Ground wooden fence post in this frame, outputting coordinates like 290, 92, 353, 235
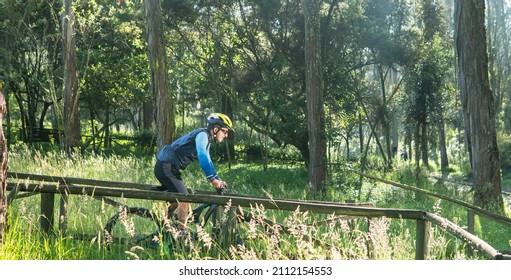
40, 193, 55, 235
212, 204, 239, 249
219, 206, 238, 249
415, 219, 431, 260
212, 205, 224, 243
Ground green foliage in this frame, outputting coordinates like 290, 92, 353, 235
75, 0, 150, 134
498, 133, 511, 171
362, 0, 417, 67
1, 207, 103, 259
400, 0, 453, 167
133, 130, 157, 148
162, 0, 197, 22
0, 0, 62, 142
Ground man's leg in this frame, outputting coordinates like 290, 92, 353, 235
155, 161, 191, 234
161, 164, 190, 232
176, 202, 191, 231
167, 202, 178, 219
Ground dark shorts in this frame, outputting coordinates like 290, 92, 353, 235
153, 160, 189, 194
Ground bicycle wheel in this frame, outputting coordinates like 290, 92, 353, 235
103, 207, 166, 249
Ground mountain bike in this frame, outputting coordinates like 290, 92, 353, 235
102, 187, 226, 250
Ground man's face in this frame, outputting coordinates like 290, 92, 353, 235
215, 127, 229, 142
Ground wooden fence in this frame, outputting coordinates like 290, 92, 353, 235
350, 170, 511, 228
6, 172, 511, 260
350, 170, 511, 257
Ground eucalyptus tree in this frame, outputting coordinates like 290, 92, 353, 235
74, 0, 150, 151
454, 0, 504, 213
156, 0, 413, 175
204, 0, 368, 167
357, 0, 416, 170
486, 0, 511, 133
0, 3, 13, 144
305, 0, 326, 195
62, 0, 81, 151
161, 0, 240, 161
402, 0, 451, 168
223, 0, 318, 165
146, 0, 175, 149
0, 0, 62, 143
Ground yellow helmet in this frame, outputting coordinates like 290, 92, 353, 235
207, 113, 235, 131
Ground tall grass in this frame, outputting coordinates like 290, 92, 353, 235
0, 144, 492, 260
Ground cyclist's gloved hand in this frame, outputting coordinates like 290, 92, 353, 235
210, 178, 227, 194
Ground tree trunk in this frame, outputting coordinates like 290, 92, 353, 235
145, 0, 174, 149
378, 67, 393, 170
142, 99, 154, 131
414, 125, 420, 169
358, 112, 364, 158
487, 0, 511, 133
305, 0, 326, 197
4, 86, 11, 147
421, 122, 428, 166
0, 90, 8, 242
455, 0, 504, 213
103, 105, 111, 149
62, 0, 81, 152
221, 94, 235, 166
391, 113, 399, 159
438, 115, 449, 171
486, 0, 508, 114
89, 107, 97, 152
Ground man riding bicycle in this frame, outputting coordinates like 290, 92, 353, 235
153, 113, 234, 236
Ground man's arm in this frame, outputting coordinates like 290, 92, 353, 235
196, 131, 226, 193
195, 131, 218, 181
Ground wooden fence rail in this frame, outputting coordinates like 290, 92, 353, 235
350, 169, 511, 259
8, 172, 157, 191
6, 182, 426, 219
350, 169, 511, 228
6, 172, 511, 260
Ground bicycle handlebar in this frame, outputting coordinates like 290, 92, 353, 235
216, 182, 228, 195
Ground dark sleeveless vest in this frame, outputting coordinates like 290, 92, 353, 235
157, 128, 212, 170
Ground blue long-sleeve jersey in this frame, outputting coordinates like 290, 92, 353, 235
157, 128, 219, 181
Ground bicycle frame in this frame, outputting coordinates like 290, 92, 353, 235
103, 201, 220, 249
191, 203, 218, 228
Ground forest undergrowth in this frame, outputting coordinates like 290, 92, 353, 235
1, 144, 509, 260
